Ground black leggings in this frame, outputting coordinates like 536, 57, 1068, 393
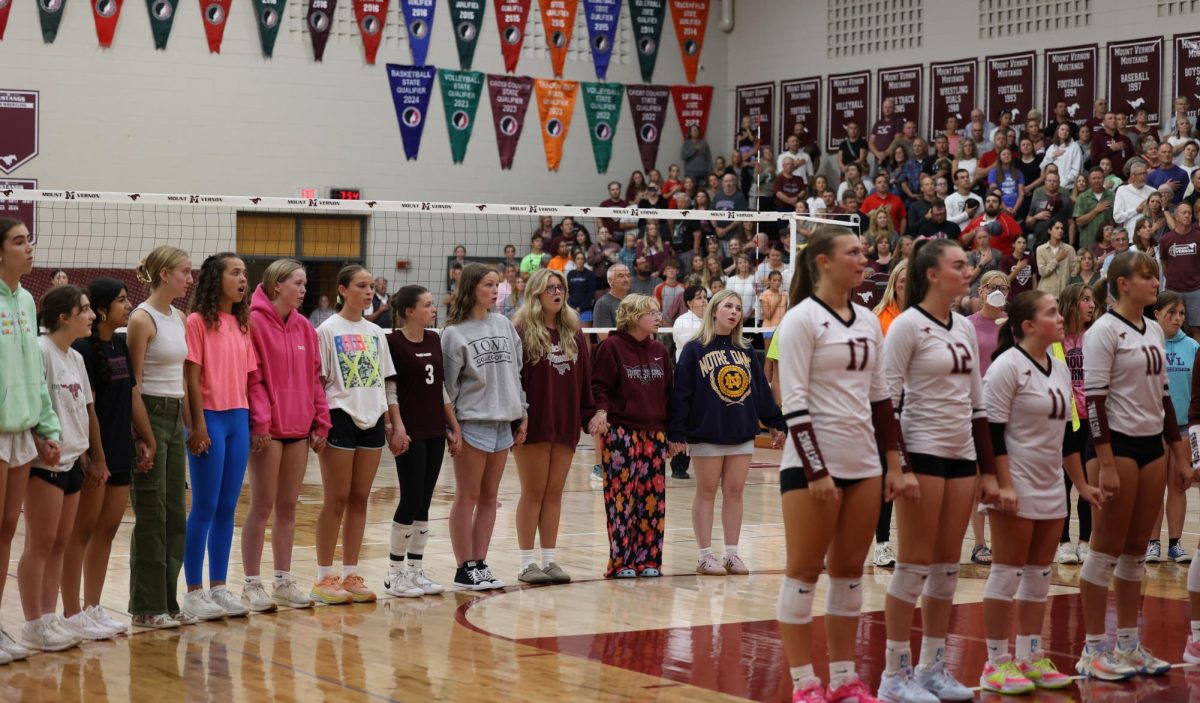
1060, 467, 1093, 543
393, 437, 446, 524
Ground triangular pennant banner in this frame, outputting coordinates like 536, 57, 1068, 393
92, 0, 125, 47
439, 69, 484, 163
400, 0, 436, 65
670, 84, 711, 138
628, 0, 664, 83
306, 0, 335, 60
533, 78, 578, 171
583, 0, 620, 80
627, 83, 670, 172
581, 82, 624, 173
538, 0, 578, 79
252, 0, 285, 56
0, 0, 13, 40
145, 0, 179, 49
668, 0, 708, 84
487, 74, 533, 169
38, 0, 68, 43
494, 0, 531, 73
448, 0, 484, 69
354, 0, 389, 64
387, 64, 437, 160
200, 0, 232, 53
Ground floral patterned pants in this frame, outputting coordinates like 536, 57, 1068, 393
602, 425, 667, 577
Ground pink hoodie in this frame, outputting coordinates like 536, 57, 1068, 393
248, 284, 332, 439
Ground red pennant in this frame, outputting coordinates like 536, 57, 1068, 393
494, 0, 531, 73
0, 0, 13, 40
353, 0, 389, 64
200, 0, 232, 53
92, 0, 125, 47
670, 84, 712, 138
538, 0, 578, 79
668, 0, 709, 84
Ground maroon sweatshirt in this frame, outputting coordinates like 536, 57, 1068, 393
519, 328, 595, 447
591, 330, 672, 431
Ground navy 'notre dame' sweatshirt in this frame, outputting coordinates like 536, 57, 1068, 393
668, 334, 785, 444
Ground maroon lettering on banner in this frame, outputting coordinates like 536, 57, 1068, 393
1109, 37, 1162, 125
877, 65, 922, 130
1174, 33, 1200, 124
929, 59, 976, 140
826, 70, 869, 152
0, 90, 38, 175
985, 51, 1035, 125
735, 82, 775, 150
1044, 44, 1098, 128
779, 77, 820, 148
0, 179, 38, 245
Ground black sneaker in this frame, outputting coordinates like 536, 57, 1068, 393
453, 563, 491, 591
671, 470, 690, 479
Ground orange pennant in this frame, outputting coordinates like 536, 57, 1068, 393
668, 0, 709, 84
533, 78, 578, 171
538, 0, 578, 78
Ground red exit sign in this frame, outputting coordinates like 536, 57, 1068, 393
330, 187, 362, 200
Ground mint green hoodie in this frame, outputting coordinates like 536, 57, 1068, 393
0, 279, 60, 440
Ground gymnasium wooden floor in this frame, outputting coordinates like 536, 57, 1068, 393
3, 440, 1199, 702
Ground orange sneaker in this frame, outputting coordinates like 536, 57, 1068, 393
310, 575, 351, 605
340, 574, 377, 603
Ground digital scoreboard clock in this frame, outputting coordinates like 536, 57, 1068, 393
330, 188, 362, 200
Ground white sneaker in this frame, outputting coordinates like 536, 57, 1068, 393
64, 610, 118, 640
240, 581, 278, 613
878, 667, 940, 703
182, 590, 227, 621
383, 568, 425, 598
22, 618, 76, 652
0, 628, 31, 660
0, 646, 10, 665
409, 565, 445, 595
132, 613, 181, 630
874, 541, 897, 568
1077, 542, 1091, 563
272, 579, 314, 609
87, 605, 129, 635
915, 660, 974, 701
49, 616, 83, 645
209, 587, 250, 617
1056, 541, 1080, 565
171, 611, 200, 626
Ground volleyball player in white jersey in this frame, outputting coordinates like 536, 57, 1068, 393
878, 238, 1006, 703
978, 290, 1105, 695
775, 225, 914, 703
1077, 250, 1189, 679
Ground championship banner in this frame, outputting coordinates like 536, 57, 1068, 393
539, 0, 579, 79
1044, 45, 1097, 127
401, 0, 436, 65
0, 0, 12, 40
533, 78, 578, 171
825, 71, 867, 151
200, 0, 232, 53
779, 77, 819, 148
1109, 37, 1162, 125
353, 0, 389, 64
628, 0, 665, 84
146, 0, 179, 49
929, 59, 975, 139
0, 91, 38, 175
985, 51, 1035, 125
439, 69, 484, 163
487, 74, 533, 169
449, 0, 484, 69
307, 0, 335, 60
0, 179, 37, 245
736, 82, 774, 149
1175, 33, 1200, 125
252, 0, 285, 57
581, 82, 624, 172
386, 64, 437, 160
583, 0, 620, 80
38, 0, 67, 43
670, 84, 710, 138
667, 0, 708, 84
878, 64, 921, 126
494, 0, 532, 73
92, 0, 125, 47
627, 84, 670, 172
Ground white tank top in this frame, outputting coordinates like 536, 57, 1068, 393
136, 302, 187, 398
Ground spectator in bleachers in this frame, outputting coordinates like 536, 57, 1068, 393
777, 134, 813, 182
1098, 226, 1131, 275
655, 261, 685, 324
662, 164, 683, 200
521, 234, 549, 275
945, 168, 982, 225
637, 223, 672, 275
1002, 233, 1036, 298
1150, 142, 1190, 206
1042, 123, 1084, 186
861, 173, 906, 233
953, 138, 981, 191
1036, 220, 1076, 297
592, 264, 630, 333
1070, 248, 1101, 288
1091, 112, 1135, 177
367, 277, 392, 328
897, 139, 926, 201
1143, 193, 1169, 242
625, 171, 647, 203
774, 157, 805, 214
567, 251, 596, 324
1047, 100, 1080, 141
968, 122, 993, 156
1091, 223, 1116, 263
1167, 95, 1197, 134
497, 244, 520, 276
866, 207, 898, 250
905, 175, 937, 235
1187, 170, 1200, 209
547, 240, 571, 273
1023, 116, 1047, 155
891, 120, 918, 162
962, 192, 1021, 256
837, 121, 870, 175
917, 199, 962, 241
309, 294, 334, 328
976, 129, 1008, 174
534, 214, 555, 240
1025, 172, 1072, 250
588, 225, 620, 291
617, 233, 639, 271
967, 225, 1003, 296
1085, 98, 1108, 138
963, 106, 996, 142
712, 174, 748, 243
1127, 107, 1159, 144
986, 147, 1024, 215
926, 134, 951, 176
630, 256, 662, 298
50, 269, 69, 288
1114, 163, 1157, 238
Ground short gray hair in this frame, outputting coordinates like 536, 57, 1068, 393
607, 263, 629, 284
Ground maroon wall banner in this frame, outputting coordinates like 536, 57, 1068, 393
670, 84, 712, 138
877, 65, 922, 128
1109, 37, 1163, 125
985, 51, 1035, 125
307, 0, 336, 61
0, 179, 38, 245
487, 74, 533, 169
929, 59, 975, 139
1175, 33, 1200, 124
779, 77, 819, 148
735, 82, 775, 150
0, 91, 38, 175
1044, 44, 1098, 127
826, 70, 868, 151
626, 84, 670, 172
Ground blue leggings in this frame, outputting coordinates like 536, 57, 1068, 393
184, 408, 250, 586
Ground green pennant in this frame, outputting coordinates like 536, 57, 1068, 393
628, 0, 664, 83
38, 0, 67, 43
581, 82, 624, 173
253, 0, 286, 57
449, 0, 484, 70
145, 0, 179, 50
438, 69, 485, 164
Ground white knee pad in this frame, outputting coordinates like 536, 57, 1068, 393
1114, 553, 1146, 582
1015, 564, 1053, 603
982, 563, 1021, 602
777, 577, 817, 625
887, 563, 929, 604
923, 563, 959, 600
826, 577, 864, 618
1080, 550, 1118, 587
1189, 556, 1200, 594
